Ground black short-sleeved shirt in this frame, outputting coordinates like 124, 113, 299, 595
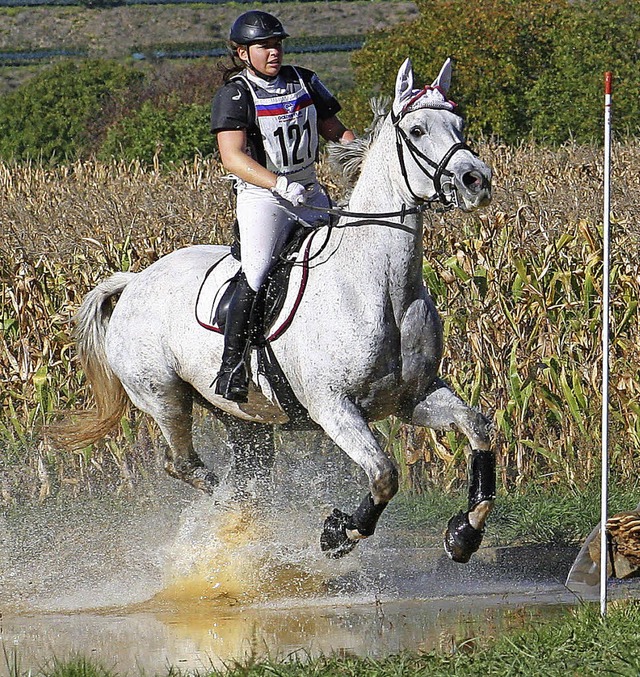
210, 65, 341, 167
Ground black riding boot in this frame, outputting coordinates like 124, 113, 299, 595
214, 274, 257, 403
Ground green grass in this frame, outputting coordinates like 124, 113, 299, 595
42, 656, 115, 677
384, 481, 640, 548
3, 652, 115, 677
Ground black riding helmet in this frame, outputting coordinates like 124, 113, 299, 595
229, 11, 289, 45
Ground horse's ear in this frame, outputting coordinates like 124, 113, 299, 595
432, 58, 452, 95
393, 58, 415, 117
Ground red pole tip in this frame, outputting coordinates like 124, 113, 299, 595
605, 72, 613, 95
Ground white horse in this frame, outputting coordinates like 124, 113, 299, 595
51, 59, 494, 563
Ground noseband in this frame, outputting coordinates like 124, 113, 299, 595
391, 108, 477, 209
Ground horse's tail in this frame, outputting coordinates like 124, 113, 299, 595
47, 272, 136, 450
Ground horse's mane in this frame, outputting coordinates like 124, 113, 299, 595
326, 96, 391, 189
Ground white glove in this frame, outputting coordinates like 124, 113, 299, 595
272, 176, 306, 206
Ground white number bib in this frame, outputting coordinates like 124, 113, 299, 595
238, 69, 319, 182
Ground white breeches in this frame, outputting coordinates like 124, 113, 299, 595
236, 181, 331, 291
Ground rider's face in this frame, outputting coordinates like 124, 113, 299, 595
239, 38, 283, 78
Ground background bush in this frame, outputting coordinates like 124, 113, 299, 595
95, 61, 222, 164
0, 0, 638, 163
348, 0, 561, 141
348, 0, 640, 144
526, 0, 640, 142
99, 99, 215, 164
0, 60, 141, 162
0, 59, 222, 164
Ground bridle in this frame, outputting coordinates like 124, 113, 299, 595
302, 104, 479, 229
391, 103, 477, 210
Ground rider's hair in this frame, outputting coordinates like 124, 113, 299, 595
219, 43, 245, 82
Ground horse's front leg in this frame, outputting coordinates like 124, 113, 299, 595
411, 378, 495, 563
313, 397, 399, 558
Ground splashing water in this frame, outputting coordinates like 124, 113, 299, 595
0, 452, 589, 675
153, 488, 363, 609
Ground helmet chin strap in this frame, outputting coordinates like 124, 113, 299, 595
241, 53, 278, 82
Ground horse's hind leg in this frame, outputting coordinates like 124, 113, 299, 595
410, 377, 495, 563
139, 381, 218, 494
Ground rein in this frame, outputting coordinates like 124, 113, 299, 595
301, 199, 437, 234
302, 108, 476, 230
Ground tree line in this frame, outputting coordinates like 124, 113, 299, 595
0, 0, 637, 165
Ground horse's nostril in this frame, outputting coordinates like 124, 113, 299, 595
462, 171, 483, 191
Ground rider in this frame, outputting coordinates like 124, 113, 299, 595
210, 10, 355, 403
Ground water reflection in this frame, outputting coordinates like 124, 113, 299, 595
1, 596, 569, 674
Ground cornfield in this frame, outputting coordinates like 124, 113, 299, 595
1, 142, 639, 502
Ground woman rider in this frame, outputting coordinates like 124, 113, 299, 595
210, 10, 355, 402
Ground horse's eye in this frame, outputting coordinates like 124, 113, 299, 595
410, 126, 424, 138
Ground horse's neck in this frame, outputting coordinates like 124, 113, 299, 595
339, 123, 425, 301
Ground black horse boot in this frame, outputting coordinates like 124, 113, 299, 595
214, 274, 256, 403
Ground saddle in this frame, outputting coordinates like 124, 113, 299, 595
195, 225, 322, 430
196, 224, 314, 338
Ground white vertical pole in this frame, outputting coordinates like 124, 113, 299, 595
600, 71, 612, 617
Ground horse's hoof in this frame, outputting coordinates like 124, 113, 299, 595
320, 508, 359, 559
444, 510, 484, 563
189, 467, 219, 495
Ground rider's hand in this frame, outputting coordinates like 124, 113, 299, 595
272, 176, 306, 206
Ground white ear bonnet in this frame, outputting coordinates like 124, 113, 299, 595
393, 58, 457, 118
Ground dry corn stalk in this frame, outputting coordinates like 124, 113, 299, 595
1, 142, 640, 493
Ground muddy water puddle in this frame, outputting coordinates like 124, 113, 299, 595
2, 592, 573, 674
0, 471, 607, 675
0, 522, 582, 675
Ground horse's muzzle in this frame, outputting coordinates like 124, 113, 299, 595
457, 168, 492, 210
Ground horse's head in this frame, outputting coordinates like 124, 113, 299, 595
391, 58, 491, 211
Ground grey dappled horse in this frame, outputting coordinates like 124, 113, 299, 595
51, 59, 494, 563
